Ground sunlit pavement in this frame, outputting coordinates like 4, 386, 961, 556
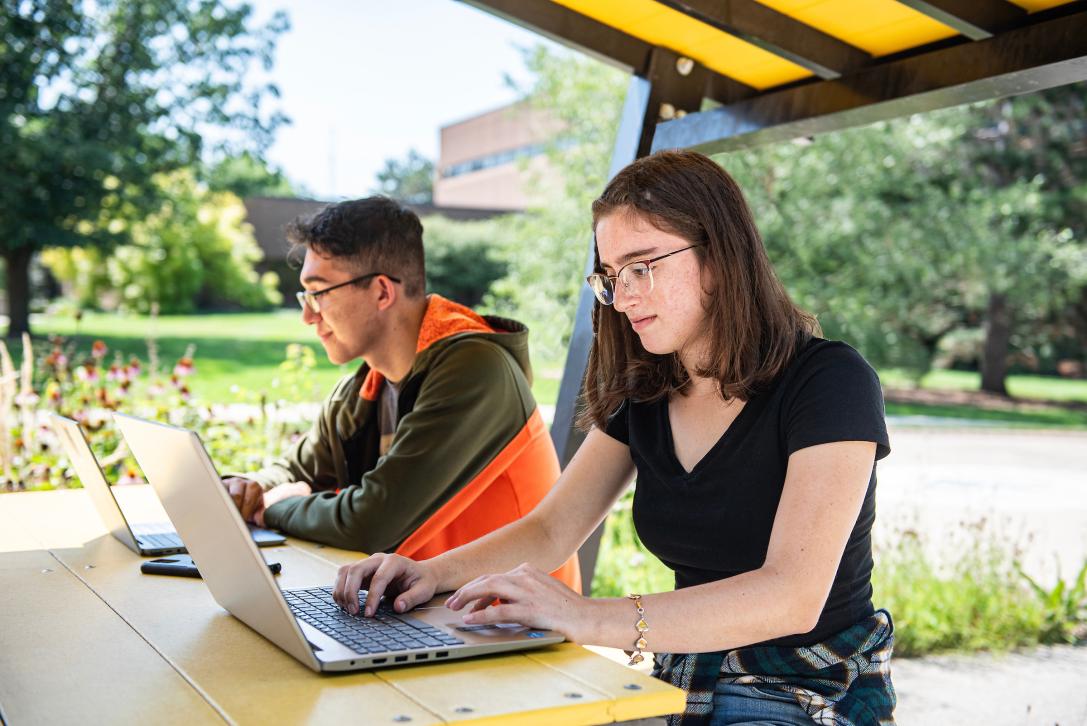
877, 426, 1087, 582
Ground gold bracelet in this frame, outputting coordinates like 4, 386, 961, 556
626, 593, 649, 666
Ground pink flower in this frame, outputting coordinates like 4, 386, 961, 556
173, 357, 195, 377
116, 467, 143, 486
76, 363, 99, 383
91, 340, 108, 359
14, 390, 39, 407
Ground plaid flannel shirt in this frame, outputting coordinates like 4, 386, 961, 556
654, 609, 896, 726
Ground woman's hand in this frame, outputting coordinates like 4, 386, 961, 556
445, 563, 593, 643
332, 553, 439, 616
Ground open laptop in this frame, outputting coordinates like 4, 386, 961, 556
51, 414, 285, 556
113, 412, 564, 672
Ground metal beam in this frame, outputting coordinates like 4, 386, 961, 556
658, 0, 871, 79
552, 74, 653, 596
652, 8, 1087, 155
551, 45, 705, 595
457, 0, 652, 74
897, 0, 1028, 41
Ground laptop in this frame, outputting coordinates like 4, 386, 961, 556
51, 414, 286, 555
113, 412, 564, 672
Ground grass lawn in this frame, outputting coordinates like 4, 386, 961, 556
881, 367, 1087, 403
10, 310, 1087, 427
16, 310, 350, 402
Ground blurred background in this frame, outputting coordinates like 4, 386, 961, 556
1, 1, 1085, 721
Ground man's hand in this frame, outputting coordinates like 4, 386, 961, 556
222, 478, 311, 527
256, 481, 312, 527
223, 477, 265, 521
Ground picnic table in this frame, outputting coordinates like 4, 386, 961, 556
0, 487, 685, 725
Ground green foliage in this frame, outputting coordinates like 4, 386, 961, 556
204, 152, 298, 198
590, 486, 674, 598
1017, 560, 1087, 644
483, 46, 627, 363
0, 330, 313, 492
591, 507, 1087, 656
871, 523, 1050, 656
421, 215, 508, 308
721, 98, 1087, 381
19, 310, 348, 402
42, 171, 281, 313
374, 149, 434, 205
0, 0, 288, 335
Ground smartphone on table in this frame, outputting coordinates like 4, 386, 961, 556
140, 554, 281, 578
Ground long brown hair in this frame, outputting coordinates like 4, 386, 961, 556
578, 149, 819, 430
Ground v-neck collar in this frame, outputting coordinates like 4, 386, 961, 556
661, 393, 757, 478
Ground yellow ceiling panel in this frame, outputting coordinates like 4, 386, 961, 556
1008, 0, 1076, 10
551, 0, 1079, 91
552, 0, 813, 89
755, 0, 958, 56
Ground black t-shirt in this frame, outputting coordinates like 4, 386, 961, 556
603, 338, 890, 647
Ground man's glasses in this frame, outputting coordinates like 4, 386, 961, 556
586, 244, 703, 306
296, 272, 401, 314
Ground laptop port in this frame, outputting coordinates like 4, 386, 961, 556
436, 651, 449, 658
414, 653, 428, 661
372, 658, 387, 664
394, 655, 408, 663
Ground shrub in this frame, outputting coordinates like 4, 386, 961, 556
42, 170, 281, 314
591, 505, 1086, 656
0, 331, 308, 493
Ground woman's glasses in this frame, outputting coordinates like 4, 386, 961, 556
585, 244, 703, 306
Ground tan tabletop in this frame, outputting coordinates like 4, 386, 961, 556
0, 488, 685, 725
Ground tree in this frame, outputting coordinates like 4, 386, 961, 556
484, 46, 627, 364
957, 86, 1087, 392
374, 149, 434, 205
0, 0, 288, 337
204, 152, 297, 199
724, 97, 1086, 394
42, 170, 282, 313
420, 215, 508, 308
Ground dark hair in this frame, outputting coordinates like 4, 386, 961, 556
286, 196, 426, 297
578, 149, 820, 431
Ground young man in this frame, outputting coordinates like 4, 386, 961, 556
224, 197, 580, 590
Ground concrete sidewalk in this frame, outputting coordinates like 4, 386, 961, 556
893, 644, 1087, 725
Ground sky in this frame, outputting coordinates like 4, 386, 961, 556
247, 0, 561, 200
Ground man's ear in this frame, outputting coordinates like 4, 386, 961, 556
374, 274, 398, 312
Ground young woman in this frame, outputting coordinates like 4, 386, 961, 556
332, 150, 895, 726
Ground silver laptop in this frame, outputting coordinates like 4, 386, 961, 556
51, 414, 285, 556
113, 412, 564, 672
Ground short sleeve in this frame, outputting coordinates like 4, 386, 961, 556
602, 400, 630, 445
783, 343, 890, 460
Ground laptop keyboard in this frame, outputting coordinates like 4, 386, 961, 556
137, 532, 184, 549
283, 586, 465, 655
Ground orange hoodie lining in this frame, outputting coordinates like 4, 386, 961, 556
360, 294, 496, 401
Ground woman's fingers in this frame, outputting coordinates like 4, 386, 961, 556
332, 555, 383, 612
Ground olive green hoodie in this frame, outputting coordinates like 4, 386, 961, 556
248, 296, 544, 554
